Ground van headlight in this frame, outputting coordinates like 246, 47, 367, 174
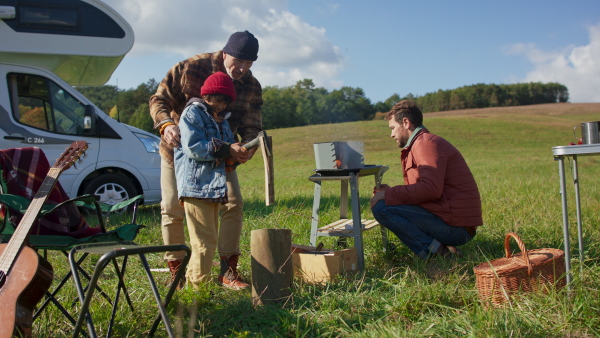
134, 132, 160, 153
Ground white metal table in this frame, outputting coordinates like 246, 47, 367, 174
552, 143, 600, 286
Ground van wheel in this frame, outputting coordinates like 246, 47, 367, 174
83, 173, 137, 212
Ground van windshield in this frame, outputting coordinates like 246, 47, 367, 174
8, 73, 87, 135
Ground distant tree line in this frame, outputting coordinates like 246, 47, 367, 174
414, 82, 569, 113
76, 79, 568, 134
262, 79, 380, 129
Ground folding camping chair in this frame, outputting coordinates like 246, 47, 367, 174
1, 191, 189, 337
69, 241, 190, 338
0, 146, 152, 331
1, 145, 189, 337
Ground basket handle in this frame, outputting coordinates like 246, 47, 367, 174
504, 232, 533, 276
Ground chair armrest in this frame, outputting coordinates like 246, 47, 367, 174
40, 194, 99, 216
98, 195, 144, 214
0, 193, 32, 214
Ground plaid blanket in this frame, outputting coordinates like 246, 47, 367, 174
0, 147, 102, 238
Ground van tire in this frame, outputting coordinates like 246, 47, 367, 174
82, 173, 138, 212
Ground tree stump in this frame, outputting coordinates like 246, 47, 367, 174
250, 229, 292, 306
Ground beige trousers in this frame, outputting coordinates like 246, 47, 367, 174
160, 158, 244, 261
182, 197, 219, 285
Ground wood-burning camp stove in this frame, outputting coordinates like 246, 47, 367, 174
309, 141, 389, 272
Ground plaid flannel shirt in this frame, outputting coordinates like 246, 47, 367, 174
149, 51, 263, 166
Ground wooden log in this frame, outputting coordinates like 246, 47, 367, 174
250, 229, 292, 306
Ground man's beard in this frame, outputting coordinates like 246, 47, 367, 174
227, 68, 243, 80
398, 137, 407, 148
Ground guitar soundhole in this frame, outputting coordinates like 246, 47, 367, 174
0, 270, 6, 289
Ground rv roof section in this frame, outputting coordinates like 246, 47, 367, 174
0, 0, 134, 86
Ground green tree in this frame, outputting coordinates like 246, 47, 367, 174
374, 93, 401, 113
262, 86, 298, 129
109, 105, 119, 120
128, 103, 155, 134
76, 84, 118, 115
325, 87, 374, 122
293, 79, 325, 126
116, 79, 158, 124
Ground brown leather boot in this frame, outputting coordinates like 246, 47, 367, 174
431, 244, 452, 259
167, 260, 186, 290
217, 255, 250, 290
446, 245, 463, 256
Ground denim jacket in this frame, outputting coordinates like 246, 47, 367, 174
174, 100, 234, 199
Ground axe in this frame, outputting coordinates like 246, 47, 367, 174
242, 131, 275, 206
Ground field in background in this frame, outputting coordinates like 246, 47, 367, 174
35, 103, 600, 337
241, 102, 600, 246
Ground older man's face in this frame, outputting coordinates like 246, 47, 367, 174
223, 53, 254, 80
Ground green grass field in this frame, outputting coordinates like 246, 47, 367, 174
34, 103, 600, 337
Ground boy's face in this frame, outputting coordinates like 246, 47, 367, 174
203, 97, 229, 121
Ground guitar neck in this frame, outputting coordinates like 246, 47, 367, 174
0, 168, 62, 273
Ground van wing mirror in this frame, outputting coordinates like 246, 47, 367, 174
84, 116, 92, 130
83, 104, 95, 132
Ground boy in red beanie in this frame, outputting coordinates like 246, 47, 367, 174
174, 72, 248, 289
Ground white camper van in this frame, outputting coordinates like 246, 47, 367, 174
0, 0, 161, 206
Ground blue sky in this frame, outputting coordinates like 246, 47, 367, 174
103, 0, 600, 103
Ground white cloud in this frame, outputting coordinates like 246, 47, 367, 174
507, 23, 600, 103
102, 0, 345, 90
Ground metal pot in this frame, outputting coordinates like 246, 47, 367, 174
573, 121, 600, 144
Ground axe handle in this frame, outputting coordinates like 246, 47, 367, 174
260, 135, 275, 206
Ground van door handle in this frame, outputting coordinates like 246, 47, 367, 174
4, 135, 25, 140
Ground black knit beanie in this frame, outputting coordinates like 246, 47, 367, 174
223, 30, 259, 61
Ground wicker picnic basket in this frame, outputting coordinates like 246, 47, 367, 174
473, 232, 566, 306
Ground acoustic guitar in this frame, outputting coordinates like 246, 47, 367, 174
0, 141, 88, 338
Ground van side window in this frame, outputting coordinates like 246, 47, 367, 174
8, 73, 87, 135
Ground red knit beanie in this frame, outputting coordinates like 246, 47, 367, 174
200, 72, 236, 102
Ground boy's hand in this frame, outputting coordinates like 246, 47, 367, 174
230, 143, 250, 163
